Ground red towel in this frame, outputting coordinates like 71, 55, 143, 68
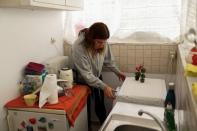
192, 55, 197, 65
5, 85, 90, 127
26, 62, 45, 73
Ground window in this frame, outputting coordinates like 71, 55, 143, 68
64, 0, 181, 44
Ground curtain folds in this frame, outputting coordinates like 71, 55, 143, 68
64, 0, 182, 44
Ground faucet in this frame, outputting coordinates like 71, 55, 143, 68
138, 109, 166, 131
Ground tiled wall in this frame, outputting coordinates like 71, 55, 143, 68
64, 43, 178, 74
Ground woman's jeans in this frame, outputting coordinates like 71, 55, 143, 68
75, 75, 107, 127
87, 85, 107, 126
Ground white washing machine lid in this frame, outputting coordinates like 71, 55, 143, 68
117, 77, 166, 106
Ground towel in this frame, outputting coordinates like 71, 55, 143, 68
185, 64, 197, 76
192, 82, 197, 102
5, 85, 90, 126
25, 62, 45, 75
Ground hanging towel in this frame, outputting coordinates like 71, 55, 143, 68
185, 64, 197, 76
192, 82, 197, 103
5, 85, 90, 127
25, 62, 45, 75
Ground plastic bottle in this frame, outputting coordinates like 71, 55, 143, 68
164, 103, 176, 131
164, 83, 176, 109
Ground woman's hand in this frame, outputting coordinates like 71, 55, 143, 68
103, 86, 115, 99
117, 72, 126, 81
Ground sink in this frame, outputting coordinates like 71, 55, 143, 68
99, 102, 178, 131
101, 114, 161, 131
114, 125, 157, 131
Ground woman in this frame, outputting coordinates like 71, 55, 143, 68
71, 22, 125, 130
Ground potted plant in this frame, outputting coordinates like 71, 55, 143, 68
135, 65, 143, 81
134, 64, 146, 82
140, 67, 146, 83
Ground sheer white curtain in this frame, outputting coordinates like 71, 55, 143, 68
181, 0, 197, 38
64, 0, 181, 44
64, 0, 121, 44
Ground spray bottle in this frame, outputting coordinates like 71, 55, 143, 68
164, 82, 176, 109
164, 103, 176, 131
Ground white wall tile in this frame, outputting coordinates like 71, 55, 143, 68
111, 45, 120, 57
144, 65, 152, 73
120, 45, 128, 56
151, 58, 160, 66
136, 57, 144, 65
151, 45, 161, 50
128, 50, 135, 57
151, 66, 160, 73
135, 50, 144, 57
128, 57, 135, 64
161, 45, 170, 50
128, 45, 135, 50
160, 58, 169, 65
160, 67, 168, 73
128, 64, 136, 72
120, 56, 128, 65
161, 50, 169, 58
144, 58, 152, 66
151, 50, 161, 57
115, 57, 120, 67
108, 43, 177, 74
144, 45, 152, 50
135, 45, 144, 50
144, 50, 152, 57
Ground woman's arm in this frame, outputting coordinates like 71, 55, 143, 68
72, 46, 116, 98
103, 44, 126, 81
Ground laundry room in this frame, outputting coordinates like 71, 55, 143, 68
0, 0, 197, 131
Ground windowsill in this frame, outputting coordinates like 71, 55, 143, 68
63, 37, 180, 45
108, 38, 179, 45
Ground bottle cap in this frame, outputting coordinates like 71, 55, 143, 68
168, 82, 175, 89
166, 103, 173, 109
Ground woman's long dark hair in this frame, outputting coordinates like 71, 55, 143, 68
79, 22, 110, 54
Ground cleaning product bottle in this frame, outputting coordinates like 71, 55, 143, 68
164, 82, 176, 109
164, 103, 176, 131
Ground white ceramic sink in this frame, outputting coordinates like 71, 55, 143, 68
101, 114, 161, 131
114, 125, 157, 131
99, 102, 178, 131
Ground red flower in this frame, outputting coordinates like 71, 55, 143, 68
135, 64, 143, 71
